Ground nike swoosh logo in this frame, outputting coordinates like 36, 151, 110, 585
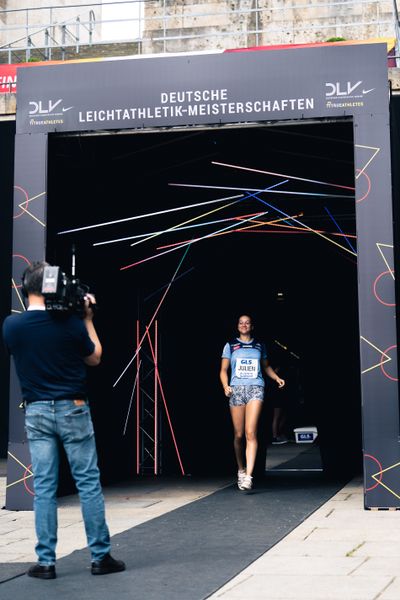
62, 106, 73, 112
362, 88, 375, 95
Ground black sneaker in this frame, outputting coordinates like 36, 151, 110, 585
27, 563, 56, 579
91, 553, 126, 575
272, 436, 289, 445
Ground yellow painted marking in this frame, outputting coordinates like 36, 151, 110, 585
376, 243, 395, 281
11, 278, 26, 311
355, 144, 380, 179
360, 336, 392, 374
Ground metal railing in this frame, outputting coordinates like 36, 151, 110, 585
0, 3, 102, 62
0, 0, 397, 64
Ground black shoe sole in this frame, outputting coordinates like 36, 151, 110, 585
91, 564, 125, 575
91, 568, 125, 575
27, 572, 56, 580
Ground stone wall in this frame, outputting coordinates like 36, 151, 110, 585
142, 0, 395, 53
0, 1, 395, 61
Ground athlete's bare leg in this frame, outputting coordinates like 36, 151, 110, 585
244, 400, 263, 476
230, 405, 246, 471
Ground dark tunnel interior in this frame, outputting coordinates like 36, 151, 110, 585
46, 119, 362, 486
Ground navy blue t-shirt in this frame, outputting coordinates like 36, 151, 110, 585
2, 310, 95, 403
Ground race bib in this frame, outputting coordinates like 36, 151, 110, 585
235, 358, 259, 379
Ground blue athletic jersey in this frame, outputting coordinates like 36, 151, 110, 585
221, 338, 267, 387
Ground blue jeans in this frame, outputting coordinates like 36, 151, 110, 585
25, 400, 111, 566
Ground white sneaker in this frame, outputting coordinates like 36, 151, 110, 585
241, 474, 253, 491
237, 469, 246, 490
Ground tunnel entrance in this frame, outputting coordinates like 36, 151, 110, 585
46, 119, 361, 482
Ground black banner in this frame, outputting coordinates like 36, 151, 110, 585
16, 44, 388, 133
8, 43, 400, 509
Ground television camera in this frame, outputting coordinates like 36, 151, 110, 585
41, 247, 93, 318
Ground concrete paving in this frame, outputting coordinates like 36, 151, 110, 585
1, 460, 399, 599
209, 477, 400, 600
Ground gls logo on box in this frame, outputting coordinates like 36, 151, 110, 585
28, 99, 73, 115
325, 81, 375, 97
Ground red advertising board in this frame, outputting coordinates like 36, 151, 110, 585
0, 63, 17, 93
0, 59, 81, 94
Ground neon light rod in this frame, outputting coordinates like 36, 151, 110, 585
324, 206, 356, 253
169, 182, 354, 198
155, 213, 304, 250
58, 194, 244, 235
129, 178, 288, 249
93, 212, 268, 246
253, 193, 357, 256
212, 160, 355, 191
120, 210, 268, 271
113, 244, 191, 387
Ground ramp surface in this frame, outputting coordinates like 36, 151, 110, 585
0, 473, 344, 599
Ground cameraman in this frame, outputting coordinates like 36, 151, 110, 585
2, 261, 125, 580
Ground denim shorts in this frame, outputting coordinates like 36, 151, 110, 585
229, 385, 264, 407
